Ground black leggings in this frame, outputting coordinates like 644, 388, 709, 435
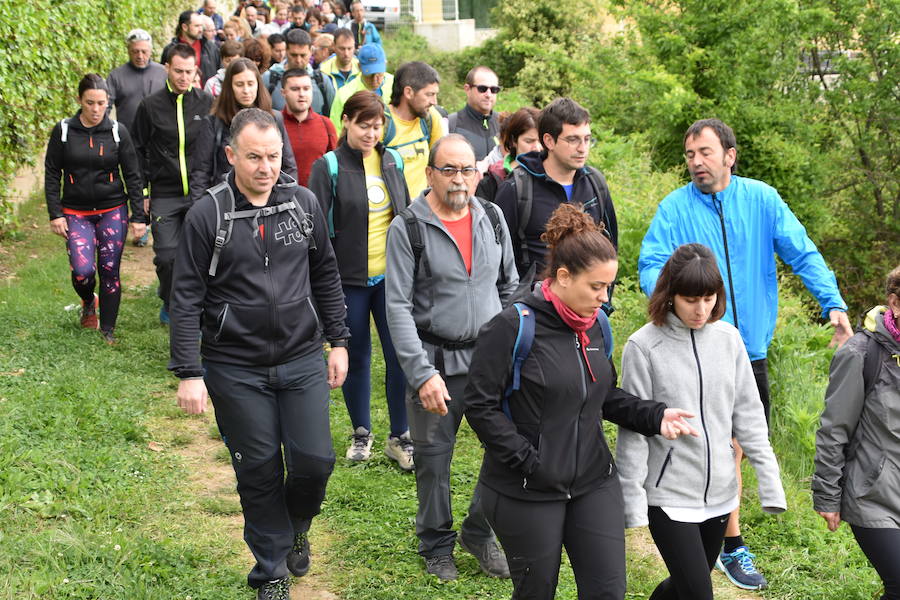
851, 525, 900, 600
647, 506, 730, 600
481, 477, 626, 600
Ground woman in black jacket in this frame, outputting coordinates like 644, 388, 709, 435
475, 106, 541, 204
190, 58, 297, 202
463, 203, 697, 600
308, 91, 413, 470
44, 74, 147, 343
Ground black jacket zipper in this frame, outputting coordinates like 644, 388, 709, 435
569, 332, 589, 499
690, 329, 712, 503
712, 193, 739, 329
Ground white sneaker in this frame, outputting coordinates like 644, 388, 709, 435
384, 431, 415, 471
346, 426, 373, 461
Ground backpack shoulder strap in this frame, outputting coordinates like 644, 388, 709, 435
385, 147, 404, 173
862, 331, 886, 399
476, 197, 506, 286
420, 109, 432, 143
323, 151, 338, 238
59, 119, 69, 143
512, 166, 533, 269
504, 303, 536, 417
285, 195, 317, 252
400, 206, 429, 282
448, 111, 458, 132
596, 309, 613, 359
584, 166, 612, 240
383, 105, 396, 146
110, 120, 120, 145
208, 181, 235, 277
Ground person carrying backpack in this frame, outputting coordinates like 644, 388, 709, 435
814, 265, 900, 600
308, 91, 412, 470
462, 203, 697, 600
493, 98, 617, 285
44, 74, 147, 344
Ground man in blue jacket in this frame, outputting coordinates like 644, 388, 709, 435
638, 118, 852, 591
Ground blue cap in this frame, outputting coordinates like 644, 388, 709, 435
358, 44, 386, 76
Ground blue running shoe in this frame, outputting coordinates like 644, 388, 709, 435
159, 306, 170, 325
133, 230, 150, 247
716, 546, 768, 590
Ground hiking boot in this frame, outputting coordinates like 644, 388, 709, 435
716, 546, 768, 590
80, 294, 99, 329
133, 230, 150, 247
286, 531, 310, 577
425, 554, 458, 581
346, 426, 373, 461
384, 431, 414, 471
159, 306, 169, 326
458, 533, 510, 578
256, 576, 290, 600
101, 329, 117, 345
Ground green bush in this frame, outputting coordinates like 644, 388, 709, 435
0, 0, 190, 236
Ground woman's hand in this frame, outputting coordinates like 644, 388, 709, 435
130, 222, 147, 241
817, 510, 841, 532
659, 408, 699, 440
49, 217, 68, 238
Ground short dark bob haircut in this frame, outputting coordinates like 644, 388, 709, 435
647, 243, 726, 326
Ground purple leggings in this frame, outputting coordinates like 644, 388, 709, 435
65, 205, 127, 333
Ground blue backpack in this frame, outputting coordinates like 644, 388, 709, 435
502, 302, 613, 419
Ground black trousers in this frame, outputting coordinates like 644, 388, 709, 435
480, 477, 626, 600
647, 506, 730, 600
750, 358, 770, 427
204, 352, 336, 589
851, 525, 900, 600
149, 194, 191, 309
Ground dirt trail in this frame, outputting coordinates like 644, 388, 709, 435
121, 257, 340, 600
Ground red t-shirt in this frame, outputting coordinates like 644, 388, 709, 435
440, 211, 473, 275
282, 109, 338, 187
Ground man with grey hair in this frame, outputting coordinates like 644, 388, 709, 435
169, 107, 349, 600
385, 133, 517, 581
107, 28, 168, 247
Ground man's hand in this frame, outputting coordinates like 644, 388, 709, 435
129, 222, 147, 241
659, 408, 699, 440
817, 510, 841, 532
143, 197, 151, 216
418, 373, 450, 416
49, 217, 68, 238
828, 310, 852, 349
327, 346, 348, 389
177, 378, 208, 414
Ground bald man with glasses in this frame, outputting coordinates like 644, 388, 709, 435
448, 66, 501, 163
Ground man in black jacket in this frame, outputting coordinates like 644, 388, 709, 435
493, 97, 617, 286
448, 66, 500, 163
161, 10, 221, 87
132, 43, 213, 324
170, 108, 349, 600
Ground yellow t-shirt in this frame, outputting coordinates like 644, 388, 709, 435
383, 105, 445, 198
364, 151, 393, 278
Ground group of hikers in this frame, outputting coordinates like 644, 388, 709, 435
41, 2, 900, 599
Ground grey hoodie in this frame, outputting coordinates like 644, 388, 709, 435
813, 306, 900, 528
385, 191, 519, 390
616, 314, 786, 528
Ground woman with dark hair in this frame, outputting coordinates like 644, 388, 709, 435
308, 91, 413, 470
463, 204, 698, 599
242, 36, 272, 74
44, 74, 147, 344
191, 57, 296, 201
616, 243, 785, 600
814, 264, 900, 600
475, 107, 541, 203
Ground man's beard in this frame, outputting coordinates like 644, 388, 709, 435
442, 185, 469, 211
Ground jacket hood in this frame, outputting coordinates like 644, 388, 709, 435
515, 151, 547, 177
864, 305, 900, 352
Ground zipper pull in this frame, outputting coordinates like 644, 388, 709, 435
264, 254, 269, 270
574, 333, 581, 349
89, 135, 94, 149
109, 172, 114, 183
99, 143, 104, 157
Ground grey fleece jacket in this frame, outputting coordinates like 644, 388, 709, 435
813, 306, 900, 528
616, 314, 786, 528
385, 192, 519, 390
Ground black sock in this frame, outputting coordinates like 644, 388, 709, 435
723, 535, 745, 554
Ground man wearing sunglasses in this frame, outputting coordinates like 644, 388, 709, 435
448, 66, 501, 164
385, 134, 518, 582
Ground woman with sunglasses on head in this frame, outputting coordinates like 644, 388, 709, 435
463, 204, 699, 599
308, 90, 413, 470
616, 243, 785, 600
191, 57, 297, 201
475, 107, 542, 205
814, 265, 900, 600
45, 74, 147, 344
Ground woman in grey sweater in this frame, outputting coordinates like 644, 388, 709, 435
616, 243, 786, 600
814, 265, 900, 600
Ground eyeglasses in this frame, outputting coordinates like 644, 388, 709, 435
431, 166, 479, 179
474, 84, 501, 94
559, 136, 596, 148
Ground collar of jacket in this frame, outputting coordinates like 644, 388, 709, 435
408, 189, 487, 229
336, 141, 387, 164
688, 175, 740, 207
68, 111, 114, 133
226, 170, 299, 210
865, 306, 900, 351
660, 310, 716, 341
463, 103, 493, 127
515, 150, 592, 183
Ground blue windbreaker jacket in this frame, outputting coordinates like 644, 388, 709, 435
638, 175, 846, 360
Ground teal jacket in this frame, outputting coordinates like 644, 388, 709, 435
639, 175, 846, 360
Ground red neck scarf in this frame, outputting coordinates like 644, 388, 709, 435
542, 279, 597, 382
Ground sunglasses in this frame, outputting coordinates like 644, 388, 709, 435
473, 84, 501, 94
